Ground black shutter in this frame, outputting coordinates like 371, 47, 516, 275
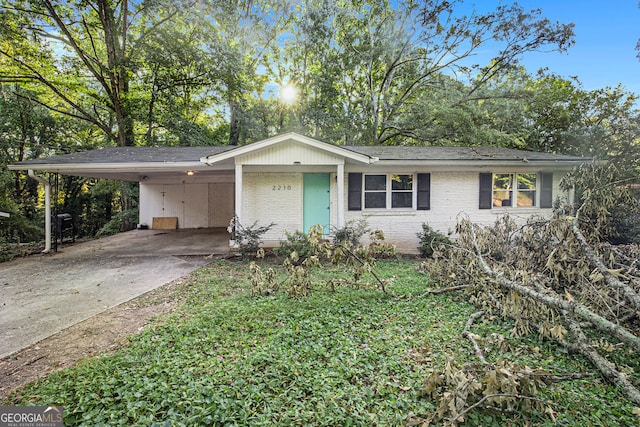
417, 173, 431, 210
479, 173, 493, 209
540, 172, 553, 208
348, 173, 362, 211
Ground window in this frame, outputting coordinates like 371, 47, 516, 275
391, 174, 413, 208
364, 174, 387, 208
363, 174, 414, 209
492, 173, 537, 207
480, 172, 552, 210
348, 172, 430, 211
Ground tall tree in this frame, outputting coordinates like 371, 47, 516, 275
282, 0, 574, 145
0, 0, 208, 146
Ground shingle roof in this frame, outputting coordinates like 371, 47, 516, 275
343, 145, 586, 162
14, 146, 234, 165
11, 142, 586, 167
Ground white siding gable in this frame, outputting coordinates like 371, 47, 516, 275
237, 141, 344, 166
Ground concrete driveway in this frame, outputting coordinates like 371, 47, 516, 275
0, 228, 229, 359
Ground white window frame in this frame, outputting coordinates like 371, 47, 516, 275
492, 172, 539, 208
363, 173, 416, 210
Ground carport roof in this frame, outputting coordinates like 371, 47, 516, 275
11, 146, 234, 165
8, 146, 237, 180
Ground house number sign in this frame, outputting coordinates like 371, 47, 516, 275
272, 185, 293, 191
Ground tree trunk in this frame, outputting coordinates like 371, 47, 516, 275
229, 98, 240, 146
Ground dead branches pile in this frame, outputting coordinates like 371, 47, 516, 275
421, 162, 640, 421
424, 210, 640, 411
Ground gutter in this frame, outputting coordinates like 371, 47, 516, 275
8, 161, 209, 172
27, 170, 51, 253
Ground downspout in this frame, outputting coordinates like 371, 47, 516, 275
28, 170, 51, 253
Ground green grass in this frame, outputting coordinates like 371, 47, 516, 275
3, 259, 639, 426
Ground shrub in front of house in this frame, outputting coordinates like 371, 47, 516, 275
607, 203, 640, 245
274, 230, 316, 262
234, 220, 275, 257
367, 229, 397, 259
417, 223, 451, 258
332, 219, 370, 246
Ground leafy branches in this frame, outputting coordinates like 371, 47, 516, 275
250, 224, 396, 298
421, 164, 640, 412
228, 215, 275, 257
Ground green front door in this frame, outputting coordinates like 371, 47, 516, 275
303, 173, 330, 234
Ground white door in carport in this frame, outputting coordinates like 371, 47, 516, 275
146, 184, 209, 228
161, 184, 183, 222
208, 182, 235, 227
183, 184, 208, 228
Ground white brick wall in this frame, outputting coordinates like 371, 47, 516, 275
243, 172, 304, 241
344, 170, 571, 254
141, 168, 571, 254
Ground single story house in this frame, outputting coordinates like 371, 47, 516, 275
9, 132, 586, 253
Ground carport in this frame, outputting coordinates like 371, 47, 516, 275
7, 145, 238, 252
0, 228, 229, 358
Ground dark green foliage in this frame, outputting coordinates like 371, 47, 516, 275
96, 209, 139, 237
332, 218, 370, 246
0, 201, 42, 243
273, 230, 316, 260
607, 203, 640, 245
416, 223, 451, 258
232, 218, 275, 257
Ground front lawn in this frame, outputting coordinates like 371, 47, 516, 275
3, 259, 637, 426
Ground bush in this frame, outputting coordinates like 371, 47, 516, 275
96, 209, 139, 237
274, 230, 316, 261
367, 229, 397, 258
231, 217, 275, 257
417, 223, 451, 258
607, 203, 640, 245
0, 202, 42, 243
332, 219, 370, 246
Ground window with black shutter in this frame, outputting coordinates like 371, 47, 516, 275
348, 173, 362, 210
480, 172, 551, 209
540, 172, 553, 208
417, 173, 431, 210
479, 173, 493, 209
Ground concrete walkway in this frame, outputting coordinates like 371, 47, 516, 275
0, 228, 229, 358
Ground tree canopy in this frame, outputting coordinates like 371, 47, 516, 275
0, 0, 638, 240
1, 0, 578, 147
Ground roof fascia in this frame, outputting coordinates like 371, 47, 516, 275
7, 161, 210, 172
373, 159, 586, 168
201, 132, 376, 165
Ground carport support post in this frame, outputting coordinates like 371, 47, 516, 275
337, 163, 345, 228
235, 163, 243, 227
28, 169, 52, 253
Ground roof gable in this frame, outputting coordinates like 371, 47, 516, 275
236, 140, 346, 165
201, 132, 376, 166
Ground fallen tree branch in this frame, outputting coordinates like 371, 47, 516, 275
560, 310, 640, 405
422, 284, 469, 296
469, 227, 640, 353
445, 393, 550, 427
338, 244, 388, 293
462, 310, 488, 365
570, 213, 640, 311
